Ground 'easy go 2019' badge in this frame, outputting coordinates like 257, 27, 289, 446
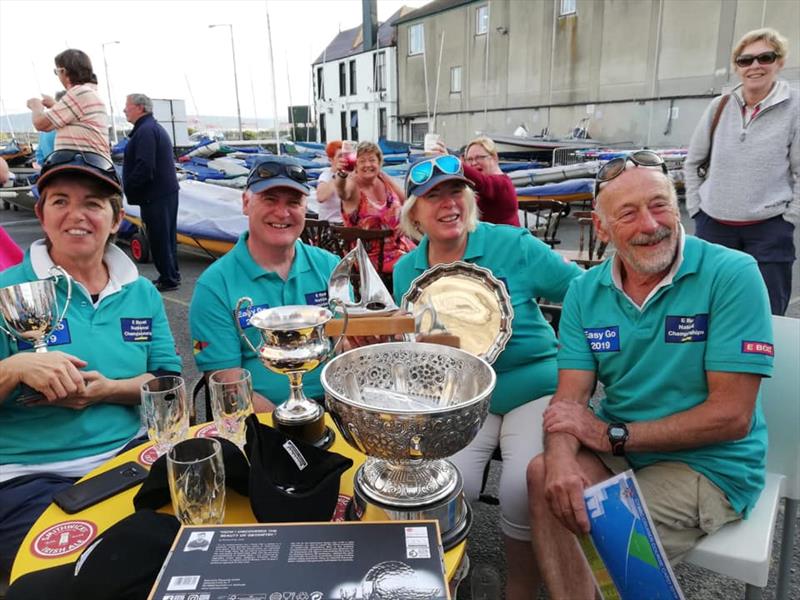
584, 326, 620, 352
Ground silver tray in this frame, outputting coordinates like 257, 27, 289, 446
400, 261, 513, 364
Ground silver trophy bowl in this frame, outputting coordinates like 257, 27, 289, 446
321, 342, 495, 507
235, 301, 347, 447
0, 266, 72, 353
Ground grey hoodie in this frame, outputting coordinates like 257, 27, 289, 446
683, 80, 800, 225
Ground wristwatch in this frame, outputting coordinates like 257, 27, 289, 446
336, 170, 348, 179
607, 422, 629, 456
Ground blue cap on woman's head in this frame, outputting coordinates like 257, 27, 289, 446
405, 154, 472, 198
246, 157, 310, 195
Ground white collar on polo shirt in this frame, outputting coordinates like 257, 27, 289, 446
30, 239, 139, 306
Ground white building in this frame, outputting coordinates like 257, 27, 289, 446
312, 2, 415, 144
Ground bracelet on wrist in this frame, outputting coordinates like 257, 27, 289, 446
336, 171, 348, 179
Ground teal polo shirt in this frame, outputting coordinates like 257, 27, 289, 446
393, 222, 583, 414
558, 235, 773, 516
190, 233, 340, 403
0, 253, 182, 466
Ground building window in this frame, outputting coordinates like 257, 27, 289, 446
559, 0, 576, 16
339, 63, 347, 97
340, 111, 348, 139
408, 23, 424, 56
476, 5, 489, 35
349, 60, 357, 95
350, 110, 359, 141
373, 51, 386, 91
319, 112, 327, 143
410, 121, 428, 144
316, 67, 324, 99
379, 108, 387, 139
450, 66, 462, 93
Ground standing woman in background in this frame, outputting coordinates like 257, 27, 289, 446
26, 49, 110, 157
683, 28, 798, 315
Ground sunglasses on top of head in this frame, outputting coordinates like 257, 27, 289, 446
408, 155, 463, 186
248, 161, 308, 185
735, 51, 780, 68
41, 150, 118, 177
593, 150, 668, 198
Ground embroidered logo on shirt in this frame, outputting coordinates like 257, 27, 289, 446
120, 318, 152, 342
583, 326, 620, 352
664, 314, 708, 343
192, 339, 209, 355
742, 341, 774, 356
237, 303, 270, 328
305, 290, 329, 307
17, 319, 71, 350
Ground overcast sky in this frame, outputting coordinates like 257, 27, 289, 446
0, 0, 431, 125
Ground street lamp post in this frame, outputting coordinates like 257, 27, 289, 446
102, 40, 120, 144
209, 24, 243, 140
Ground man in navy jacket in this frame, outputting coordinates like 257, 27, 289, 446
123, 94, 181, 291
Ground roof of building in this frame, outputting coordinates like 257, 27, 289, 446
312, 7, 414, 65
393, 0, 476, 25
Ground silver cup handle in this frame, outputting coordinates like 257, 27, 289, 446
234, 296, 260, 355
327, 297, 349, 359
48, 266, 72, 329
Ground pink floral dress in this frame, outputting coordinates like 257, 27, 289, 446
341, 177, 415, 273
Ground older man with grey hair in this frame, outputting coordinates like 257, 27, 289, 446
122, 93, 180, 291
526, 151, 775, 599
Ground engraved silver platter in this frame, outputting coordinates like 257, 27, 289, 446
321, 342, 495, 506
400, 261, 514, 364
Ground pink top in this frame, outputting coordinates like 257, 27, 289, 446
341, 177, 415, 273
0, 226, 23, 271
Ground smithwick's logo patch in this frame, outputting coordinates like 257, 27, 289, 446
192, 339, 209, 355
304, 290, 329, 307
120, 318, 152, 342
237, 303, 270, 328
138, 445, 160, 466
665, 314, 708, 343
31, 520, 97, 558
195, 423, 218, 438
332, 494, 352, 521
282, 440, 309, 471
583, 326, 620, 352
742, 341, 774, 356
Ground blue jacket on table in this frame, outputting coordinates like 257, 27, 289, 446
122, 113, 179, 205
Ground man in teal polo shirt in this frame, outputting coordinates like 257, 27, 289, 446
527, 153, 774, 599
189, 158, 339, 411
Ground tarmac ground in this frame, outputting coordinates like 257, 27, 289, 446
1, 198, 797, 600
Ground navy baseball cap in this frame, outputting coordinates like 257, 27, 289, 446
405, 154, 472, 198
246, 157, 310, 195
37, 149, 122, 194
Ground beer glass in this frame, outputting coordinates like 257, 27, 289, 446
167, 438, 226, 525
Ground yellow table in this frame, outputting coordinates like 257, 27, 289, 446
11, 415, 467, 587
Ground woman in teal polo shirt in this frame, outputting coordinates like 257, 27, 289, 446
0, 150, 181, 577
393, 155, 582, 600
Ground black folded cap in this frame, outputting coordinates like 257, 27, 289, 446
245, 414, 353, 523
6, 510, 179, 600
133, 435, 249, 511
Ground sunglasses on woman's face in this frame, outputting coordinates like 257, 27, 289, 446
735, 51, 780, 68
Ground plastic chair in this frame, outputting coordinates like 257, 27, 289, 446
684, 315, 799, 599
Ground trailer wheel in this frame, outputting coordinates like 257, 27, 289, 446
130, 232, 151, 263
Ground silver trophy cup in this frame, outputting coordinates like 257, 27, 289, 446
0, 266, 72, 353
321, 342, 495, 549
235, 300, 347, 447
